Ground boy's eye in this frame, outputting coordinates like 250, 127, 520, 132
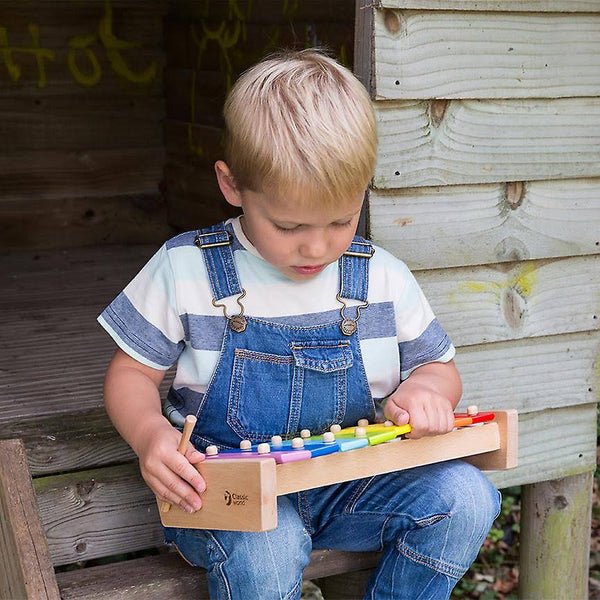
274, 223, 300, 233
332, 220, 353, 227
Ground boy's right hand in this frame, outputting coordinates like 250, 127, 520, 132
136, 417, 206, 514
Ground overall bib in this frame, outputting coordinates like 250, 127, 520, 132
163, 222, 501, 600
171, 222, 377, 451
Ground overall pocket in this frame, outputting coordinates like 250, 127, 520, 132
226, 341, 353, 441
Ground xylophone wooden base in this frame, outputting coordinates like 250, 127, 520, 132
159, 410, 518, 532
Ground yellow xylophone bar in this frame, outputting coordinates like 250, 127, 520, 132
159, 409, 518, 532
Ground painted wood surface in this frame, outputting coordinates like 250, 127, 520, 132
32, 403, 595, 566
374, 9, 600, 99
373, 98, 600, 188
379, 0, 600, 11
369, 178, 600, 269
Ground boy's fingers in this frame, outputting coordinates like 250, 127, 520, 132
170, 454, 207, 494
162, 473, 204, 512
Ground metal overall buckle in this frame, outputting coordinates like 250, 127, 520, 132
336, 243, 374, 335
336, 293, 369, 336
212, 290, 248, 333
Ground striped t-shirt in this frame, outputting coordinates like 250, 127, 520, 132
98, 217, 455, 415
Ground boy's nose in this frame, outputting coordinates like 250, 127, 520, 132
299, 234, 327, 259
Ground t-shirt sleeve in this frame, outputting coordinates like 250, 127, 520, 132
97, 245, 185, 370
393, 260, 455, 380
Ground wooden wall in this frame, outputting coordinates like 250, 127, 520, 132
0, 1, 172, 250
163, 0, 355, 232
358, 0, 600, 489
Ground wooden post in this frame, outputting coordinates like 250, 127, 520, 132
519, 471, 594, 600
0, 439, 60, 600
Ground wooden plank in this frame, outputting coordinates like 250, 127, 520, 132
0, 148, 164, 202
0, 1, 165, 95
1, 193, 174, 251
485, 404, 597, 489
0, 96, 164, 151
0, 407, 135, 477
164, 19, 354, 73
417, 257, 600, 346
373, 10, 600, 99
520, 471, 594, 600
34, 463, 162, 566
0, 2, 166, 45
0, 439, 60, 599
369, 178, 600, 269
163, 162, 240, 231
455, 332, 599, 412
379, 0, 600, 11
168, 0, 356, 23
55, 550, 381, 599
354, 0, 375, 92
373, 98, 600, 188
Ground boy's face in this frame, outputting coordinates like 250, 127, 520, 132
238, 188, 364, 281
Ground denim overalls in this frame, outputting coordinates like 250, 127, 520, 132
163, 222, 501, 600
180, 222, 377, 451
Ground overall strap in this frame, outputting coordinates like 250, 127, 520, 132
338, 237, 374, 303
194, 222, 243, 301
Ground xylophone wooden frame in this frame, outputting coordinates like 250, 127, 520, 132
159, 410, 518, 532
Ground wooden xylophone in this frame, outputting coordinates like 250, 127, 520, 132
159, 407, 518, 532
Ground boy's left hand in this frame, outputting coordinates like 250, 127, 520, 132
383, 361, 462, 439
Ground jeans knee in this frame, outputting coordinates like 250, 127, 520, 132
437, 462, 501, 546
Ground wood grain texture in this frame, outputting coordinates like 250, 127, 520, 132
276, 419, 503, 495
55, 550, 381, 599
486, 404, 597, 489
369, 178, 600, 269
0, 148, 164, 202
0, 439, 60, 599
373, 10, 600, 99
455, 332, 598, 412
35, 463, 162, 566
373, 98, 600, 188
416, 256, 600, 346
379, 0, 600, 10
520, 471, 593, 599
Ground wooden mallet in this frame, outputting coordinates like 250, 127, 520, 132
159, 414, 197, 513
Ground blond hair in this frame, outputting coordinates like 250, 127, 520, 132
223, 49, 377, 206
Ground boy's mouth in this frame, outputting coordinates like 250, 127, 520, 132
291, 265, 325, 276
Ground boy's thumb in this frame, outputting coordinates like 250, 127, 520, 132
388, 407, 410, 426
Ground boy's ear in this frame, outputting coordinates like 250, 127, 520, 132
214, 161, 243, 208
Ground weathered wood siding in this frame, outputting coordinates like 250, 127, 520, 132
0, 1, 173, 250
163, 0, 355, 232
360, 0, 600, 487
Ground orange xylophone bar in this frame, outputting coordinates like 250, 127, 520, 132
159, 408, 518, 532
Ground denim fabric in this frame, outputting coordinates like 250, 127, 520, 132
187, 317, 376, 451
164, 461, 500, 599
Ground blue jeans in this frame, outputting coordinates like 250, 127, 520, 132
163, 460, 501, 600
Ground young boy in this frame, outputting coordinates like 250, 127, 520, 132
99, 49, 500, 600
